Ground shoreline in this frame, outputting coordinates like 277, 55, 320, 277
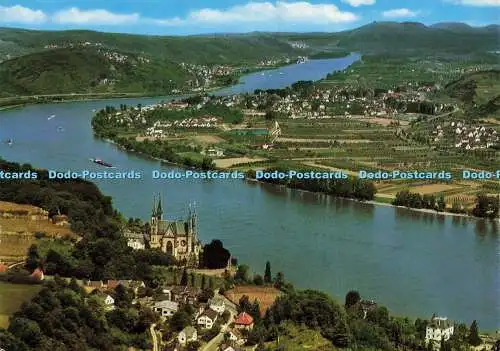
102, 137, 493, 222
245, 178, 489, 220
0, 60, 299, 112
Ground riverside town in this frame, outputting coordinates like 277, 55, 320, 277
0, 2, 499, 351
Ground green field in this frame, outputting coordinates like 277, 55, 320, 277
265, 322, 334, 351
0, 281, 42, 328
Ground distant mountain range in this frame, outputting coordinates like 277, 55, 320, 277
0, 22, 498, 97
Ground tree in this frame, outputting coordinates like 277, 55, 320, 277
114, 284, 134, 308
235, 265, 250, 283
209, 277, 215, 290
198, 288, 215, 303
202, 240, 231, 269
468, 320, 481, 346
190, 273, 196, 287
25, 244, 40, 271
253, 274, 264, 285
264, 261, 272, 284
345, 290, 361, 309
180, 269, 188, 286
201, 275, 207, 290
169, 311, 191, 332
472, 194, 499, 218
274, 272, 285, 289
436, 193, 446, 212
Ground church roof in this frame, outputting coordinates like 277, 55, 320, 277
158, 220, 189, 235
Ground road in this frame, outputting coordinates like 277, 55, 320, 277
8, 261, 25, 269
150, 323, 159, 351
200, 297, 236, 351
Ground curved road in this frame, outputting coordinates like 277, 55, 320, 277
150, 323, 159, 351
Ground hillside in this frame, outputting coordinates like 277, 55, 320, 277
0, 22, 498, 96
0, 27, 299, 64
0, 47, 193, 96
336, 22, 499, 54
444, 70, 500, 118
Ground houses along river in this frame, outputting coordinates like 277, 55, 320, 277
0, 54, 498, 330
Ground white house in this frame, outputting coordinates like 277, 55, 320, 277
426, 316, 454, 344
225, 328, 245, 345
178, 326, 197, 345
209, 296, 226, 314
104, 294, 115, 311
197, 308, 218, 329
153, 300, 179, 318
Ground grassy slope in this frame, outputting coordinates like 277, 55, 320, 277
265, 323, 335, 351
0, 282, 42, 328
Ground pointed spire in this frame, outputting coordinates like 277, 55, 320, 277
156, 193, 163, 218
152, 194, 157, 217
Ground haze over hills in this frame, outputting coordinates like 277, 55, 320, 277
0, 21, 498, 97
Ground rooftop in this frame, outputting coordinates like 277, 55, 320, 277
234, 312, 254, 326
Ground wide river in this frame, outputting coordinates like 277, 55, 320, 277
0, 54, 499, 330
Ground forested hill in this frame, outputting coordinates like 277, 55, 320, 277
0, 28, 299, 64
0, 22, 498, 96
335, 22, 499, 54
0, 48, 193, 95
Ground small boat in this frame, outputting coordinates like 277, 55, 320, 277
5, 138, 13, 146
92, 109, 96, 112
279, 72, 284, 75
90, 158, 113, 168
57, 126, 64, 132
48, 114, 56, 120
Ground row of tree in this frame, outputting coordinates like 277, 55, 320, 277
392, 190, 447, 211
247, 167, 376, 201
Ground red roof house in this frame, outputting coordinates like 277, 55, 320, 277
234, 312, 254, 330
31, 268, 44, 281
0, 264, 8, 273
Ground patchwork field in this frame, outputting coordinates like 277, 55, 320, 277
224, 286, 282, 316
0, 282, 42, 328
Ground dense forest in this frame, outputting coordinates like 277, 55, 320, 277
0, 278, 156, 351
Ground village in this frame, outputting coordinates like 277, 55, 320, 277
431, 121, 499, 150
77, 277, 253, 351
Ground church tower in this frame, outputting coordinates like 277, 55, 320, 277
151, 195, 158, 236
156, 194, 163, 220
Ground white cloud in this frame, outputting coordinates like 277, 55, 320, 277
52, 7, 140, 25
157, 1, 359, 26
382, 8, 420, 18
0, 5, 47, 24
447, 0, 500, 6
341, 0, 376, 7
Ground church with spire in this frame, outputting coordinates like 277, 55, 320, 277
148, 194, 202, 266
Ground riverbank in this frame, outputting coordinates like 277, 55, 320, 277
97, 136, 491, 222
244, 178, 493, 221
0, 93, 163, 111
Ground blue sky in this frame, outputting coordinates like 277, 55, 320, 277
0, 0, 498, 34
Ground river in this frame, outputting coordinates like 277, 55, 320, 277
0, 53, 499, 330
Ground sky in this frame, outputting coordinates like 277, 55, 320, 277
0, 0, 498, 35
